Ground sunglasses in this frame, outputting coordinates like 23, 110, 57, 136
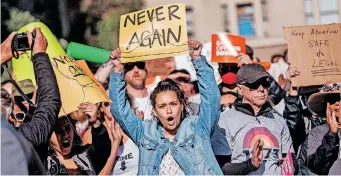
242, 78, 272, 91
175, 77, 191, 84
14, 92, 34, 103
124, 62, 146, 72
12, 111, 26, 121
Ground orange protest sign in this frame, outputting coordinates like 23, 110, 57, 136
284, 24, 341, 87
76, 60, 110, 100
211, 34, 246, 63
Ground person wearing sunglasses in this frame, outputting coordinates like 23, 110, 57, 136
95, 49, 153, 120
214, 63, 296, 175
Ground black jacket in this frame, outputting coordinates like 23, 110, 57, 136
298, 125, 340, 175
268, 80, 286, 105
283, 95, 326, 153
17, 53, 61, 172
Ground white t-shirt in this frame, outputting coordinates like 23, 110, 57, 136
159, 150, 185, 176
133, 89, 153, 120
188, 93, 201, 105
112, 138, 139, 175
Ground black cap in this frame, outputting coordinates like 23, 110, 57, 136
237, 64, 271, 84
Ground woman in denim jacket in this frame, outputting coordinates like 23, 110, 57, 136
109, 40, 222, 175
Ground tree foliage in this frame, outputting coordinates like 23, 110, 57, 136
5, 7, 40, 31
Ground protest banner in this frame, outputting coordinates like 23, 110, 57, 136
12, 22, 110, 117
119, 3, 189, 63
284, 23, 341, 87
211, 33, 246, 63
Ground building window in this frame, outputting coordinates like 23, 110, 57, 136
305, 0, 314, 24
237, 3, 255, 37
186, 7, 194, 37
319, 0, 339, 24
221, 4, 230, 33
261, 0, 269, 37
305, 0, 339, 24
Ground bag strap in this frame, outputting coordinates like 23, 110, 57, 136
4, 62, 36, 107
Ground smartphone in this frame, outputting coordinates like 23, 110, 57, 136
12, 33, 30, 51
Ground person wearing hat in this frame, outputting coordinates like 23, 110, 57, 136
298, 82, 340, 175
212, 63, 296, 175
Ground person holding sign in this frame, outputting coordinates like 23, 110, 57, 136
95, 50, 153, 120
109, 40, 223, 175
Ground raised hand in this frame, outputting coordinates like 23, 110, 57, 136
237, 53, 253, 68
27, 28, 48, 54
188, 40, 202, 60
78, 102, 100, 125
1, 32, 19, 63
109, 48, 124, 72
326, 102, 339, 133
251, 138, 264, 168
285, 65, 300, 82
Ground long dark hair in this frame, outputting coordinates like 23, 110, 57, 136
48, 115, 86, 157
150, 79, 190, 122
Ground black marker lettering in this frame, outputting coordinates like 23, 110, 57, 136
155, 6, 165, 21
168, 5, 181, 20
124, 14, 136, 27
137, 10, 146, 25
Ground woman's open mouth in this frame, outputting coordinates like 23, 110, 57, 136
167, 117, 175, 126
61, 139, 71, 148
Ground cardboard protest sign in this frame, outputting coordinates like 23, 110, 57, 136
76, 60, 110, 100
211, 34, 246, 63
13, 22, 110, 117
12, 52, 36, 86
145, 57, 175, 86
284, 24, 341, 86
119, 3, 189, 63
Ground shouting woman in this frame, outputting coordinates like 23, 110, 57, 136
109, 40, 222, 175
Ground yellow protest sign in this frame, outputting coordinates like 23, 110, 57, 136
284, 24, 341, 87
12, 51, 36, 86
13, 22, 110, 117
119, 3, 189, 63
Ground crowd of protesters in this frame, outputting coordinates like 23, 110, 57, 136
1, 27, 340, 175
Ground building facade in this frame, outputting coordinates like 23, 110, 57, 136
144, 0, 341, 61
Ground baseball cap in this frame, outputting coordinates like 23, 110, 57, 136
237, 63, 271, 84
222, 72, 237, 85
12, 79, 35, 97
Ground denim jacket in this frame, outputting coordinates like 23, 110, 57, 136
109, 56, 222, 175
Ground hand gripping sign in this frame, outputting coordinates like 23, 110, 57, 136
11, 22, 110, 117
119, 3, 189, 63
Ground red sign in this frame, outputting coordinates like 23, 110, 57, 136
211, 34, 246, 63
